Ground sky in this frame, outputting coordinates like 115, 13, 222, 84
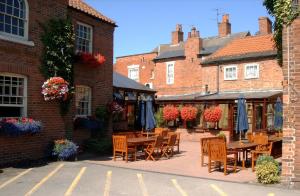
85, 0, 272, 60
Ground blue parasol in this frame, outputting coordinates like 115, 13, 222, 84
274, 97, 283, 130
236, 95, 249, 141
145, 100, 156, 132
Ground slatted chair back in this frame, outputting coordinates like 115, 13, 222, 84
246, 132, 254, 142
167, 133, 177, 146
153, 135, 164, 148
160, 130, 169, 137
154, 128, 164, 135
208, 138, 227, 162
253, 135, 269, 151
201, 137, 219, 156
113, 135, 127, 152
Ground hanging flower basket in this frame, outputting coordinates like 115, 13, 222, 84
203, 106, 222, 123
76, 52, 106, 68
180, 105, 198, 121
0, 117, 42, 136
41, 77, 69, 101
163, 105, 179, 121
108, 101, 124, 113
52, 139, 78, 161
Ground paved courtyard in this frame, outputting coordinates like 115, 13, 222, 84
0, 161, 298, 196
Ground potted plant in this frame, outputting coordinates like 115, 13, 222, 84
0, 117, 42, 136
203, 106, 222, 129
163, 105, 179, 126
256, 155, 280, 184
180, 105, 198, 128
52, 139, 78, 161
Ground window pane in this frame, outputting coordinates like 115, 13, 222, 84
6, 6, 12, 14
7, 0, 13, 6
0, 106, 21, 117
0, 3, 4, 12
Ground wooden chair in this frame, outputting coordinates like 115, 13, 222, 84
174, 132, 180, 153
154, 128, 164, 135
251, 135, 273, 171
246, 132, 254, 142
144, 136, 164, 161
113, 135, 136, 162
161, 133, 177, 159
207, 138, 238, 175
200, 137, 218, 167
160, 130, 169, 137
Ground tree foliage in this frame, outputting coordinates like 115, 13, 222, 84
263, 0, 299, 65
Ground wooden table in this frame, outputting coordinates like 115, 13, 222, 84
227, 141, 258, 169
127, 137, 157, 145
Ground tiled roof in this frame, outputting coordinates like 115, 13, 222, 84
203, 34, 276, 64
153, 32, 249, 61
68, 0, 116, 25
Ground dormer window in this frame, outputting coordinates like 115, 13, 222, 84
0, 0, 28, 38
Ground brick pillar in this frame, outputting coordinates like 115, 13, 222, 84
282, 17, 300, 188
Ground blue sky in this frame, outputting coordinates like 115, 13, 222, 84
85, 0, 271, 60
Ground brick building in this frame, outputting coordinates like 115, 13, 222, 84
0, 0, 116, 165
114, 15, 282, 135
281, 0, 300, 187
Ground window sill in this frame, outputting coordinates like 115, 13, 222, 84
0, 34, 34, 47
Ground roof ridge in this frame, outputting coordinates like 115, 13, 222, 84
68, 0, 116, 25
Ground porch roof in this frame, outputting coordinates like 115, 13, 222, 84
195, 90, 282, 101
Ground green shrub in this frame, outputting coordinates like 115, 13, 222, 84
84, 137, 112, 155
217, 131, 226, 141
256, 155, 280, 184
155, 108, 164, 128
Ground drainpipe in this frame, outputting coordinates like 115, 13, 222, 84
217, 65, 220, 93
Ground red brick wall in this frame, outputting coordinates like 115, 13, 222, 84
0, 0, 114, 165
202, 58, 283, 93
114, 52, 157, 86
282, 17, 300, 188
154, 58, 203, 95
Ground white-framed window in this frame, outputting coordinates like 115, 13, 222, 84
0, 73, 27, 117
166, 61, 175, 84
150, 69, 154, 79
75, 85, 92, 116
76, 22, 93, 53
128, 65, 139, 82
145, 83, 153, 89
244, 63, 259, 79
0, 0, 28, 39
224, 65, 237, 80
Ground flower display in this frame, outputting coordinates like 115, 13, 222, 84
76, 52, 106, 68
203, 106, 222, 122
41, 77, 69, 101
163, 105, 179, 121
180, 105, 198, 121
0, 117, 42, 136
52, 139, 78, 161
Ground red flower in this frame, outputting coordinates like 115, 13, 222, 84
163, 105, 179, 121
204, 106, 222, 122
77, 52, 106, 68
181, 105, 198, 121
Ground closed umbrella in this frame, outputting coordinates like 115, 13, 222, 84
145, 100, 156, 137
236, 95, 249, 141
274, 97, 283, 130
139, 100, 145, 130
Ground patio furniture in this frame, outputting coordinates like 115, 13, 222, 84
208, 138, 238, 175
251, 135, 273, 171
200, 137, 219, 167
227, 141, 257, 169
160, 130, 169, 137
161, 133, 177, 159
144, 136, 164, 161
113, 135, 137, 162
174, 132, 180, 153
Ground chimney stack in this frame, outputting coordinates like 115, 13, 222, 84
172, 24, 184, 44
258, 17, 272, 35
185, 27, 202, 58
218, 14, 231, 37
